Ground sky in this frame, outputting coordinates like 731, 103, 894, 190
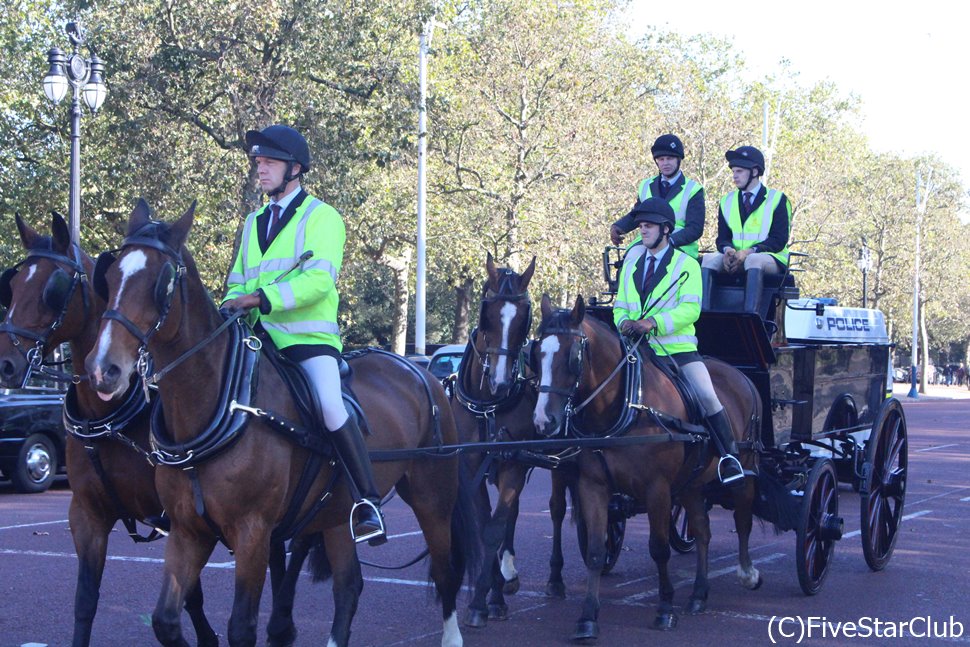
623, 0, 969, 193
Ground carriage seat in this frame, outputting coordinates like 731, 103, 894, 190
704, 271, 799, 323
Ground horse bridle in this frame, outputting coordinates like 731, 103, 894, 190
474, 269, 533, 387
535, 324, 588, 427
0, 244, 91, 386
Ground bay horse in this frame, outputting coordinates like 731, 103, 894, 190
532, 294, 763, 640
455, 254, 577, 627
0, 212, 217, 647
84, 199, 477, 647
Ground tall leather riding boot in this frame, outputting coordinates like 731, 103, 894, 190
330, 416, 387, 545
701, 267, 716, 311
706, 408, 745, 487
744, 268, 764, 315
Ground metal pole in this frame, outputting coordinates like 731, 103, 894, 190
69, 82, 82, 245
862, 267, 868, 308
414, 21, 432, 357
908, 173, 921, 398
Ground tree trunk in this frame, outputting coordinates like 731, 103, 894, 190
379, 250, 412, 355
919, 298, 929, 393
452, 277, 475, 343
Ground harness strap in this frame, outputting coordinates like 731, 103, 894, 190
84, 445, 163, 543
187, 467, 231, 553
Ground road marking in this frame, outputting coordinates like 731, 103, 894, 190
961, 496, 970, 502
0, 519, 68, 532
842, 509, 931, 539
916, 443, 961, 452
617, 552, 786, 605
910, 485, 970, 505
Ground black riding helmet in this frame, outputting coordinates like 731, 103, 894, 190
725, 146, 765, 174
651, 134, 684, 159
631, 197, 675, 231
245, 125, 311, 197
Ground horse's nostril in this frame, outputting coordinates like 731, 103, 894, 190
0, 360, 14, 378
104, 364, 120, 383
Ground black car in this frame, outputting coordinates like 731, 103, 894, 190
0, 347, 68, 493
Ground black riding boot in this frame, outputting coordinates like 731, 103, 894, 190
706, 409, 745, 487
743, 268, 764, 315
701, 267, 716, 311
330, 416, 387, 545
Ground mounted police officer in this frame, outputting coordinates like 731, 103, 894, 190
610, 134, 706, 259
613, 197, 744, 486
222, 125, 386, 544
702, 146, 793, 314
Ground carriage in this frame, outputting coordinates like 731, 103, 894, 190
585, 246, 908, 595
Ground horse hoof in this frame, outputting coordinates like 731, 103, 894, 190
488, 603, 509, 620
652, 612, 678, 631
464, 608, 487, 629
684, 598, 706, 615
545, 581, 566, 598
503, 576, 520, 595
751, 574, 764, 590
266, 625, 296, 647
572, 620, 599, 641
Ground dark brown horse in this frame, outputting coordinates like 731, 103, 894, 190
84, 200, 476, 647
532, 294, 763, 640
0, 213, 217, 647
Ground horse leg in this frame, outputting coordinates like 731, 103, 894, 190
321, 525, 364, 647
681, 490, 713, 615
153, 531, 216, 647
646, 485, 677, 631
227, 528, 274, 647
733, 478, 762, 590
486, 467, 528, 620
499, 495, 520, 595
266, 536, 314, 647
68, 500, 113, 647
545, 468, 569, 598
183, 578, 219, 647
572, 476, 609, 641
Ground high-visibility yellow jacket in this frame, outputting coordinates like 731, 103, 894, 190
720, 188, 791, 267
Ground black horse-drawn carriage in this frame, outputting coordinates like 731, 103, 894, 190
584, 246, 907, 595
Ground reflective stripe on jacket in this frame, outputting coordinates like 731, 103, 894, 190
224, 194, 345, 351
613, 244, 701, 356
627, 175, 703, 258
721, 188, 791, 266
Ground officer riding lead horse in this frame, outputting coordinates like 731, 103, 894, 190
613, 197, 744, 485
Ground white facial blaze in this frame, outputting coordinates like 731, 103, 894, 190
91, 250, 148, 399
532, 335, 561, 428
492, 302, 518, 388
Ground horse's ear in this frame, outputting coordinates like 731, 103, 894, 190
126, 198, 152, 235
571, 294, 585, 325
50, 211, 70, 252
14, 213, 40, 250
520, 255, 536, 290
485, 252, 498, 288
540, 293, 553, 320
169, 200, 196, 250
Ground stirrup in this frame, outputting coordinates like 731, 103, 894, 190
143, 514, 170, 536
717, 455, 745, 486
350, 499, 387, 546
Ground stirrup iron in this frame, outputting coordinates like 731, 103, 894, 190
350, 499, 386, 545
717, 455, 745, 485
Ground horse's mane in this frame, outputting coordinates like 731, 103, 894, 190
128, 218, 202, 280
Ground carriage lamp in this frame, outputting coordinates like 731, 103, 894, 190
856, 244, 872, 309
41, 22, 108, 245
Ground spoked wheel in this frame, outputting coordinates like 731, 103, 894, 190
577, 515, 626, 575
669, 502, 696, 553
860, 398, 908, 571
796, 458, 843, 595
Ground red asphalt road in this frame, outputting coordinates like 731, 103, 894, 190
2, 397, 969, 647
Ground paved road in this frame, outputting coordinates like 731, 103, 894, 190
2, 397, 969, 647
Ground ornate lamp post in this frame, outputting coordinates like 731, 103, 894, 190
856, 243, 872, 308
42, 22, 107, 245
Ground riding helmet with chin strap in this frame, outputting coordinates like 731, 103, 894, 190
245, 125, 311, 197
651, 134, 685, 159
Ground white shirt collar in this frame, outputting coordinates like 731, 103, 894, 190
743, 181, 762, 197
661, 171, 682, 185
269, 185, 302, 214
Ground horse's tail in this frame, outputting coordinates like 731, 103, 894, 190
307, 533, 333, 583
753, 469, 799, 534
439, 457, 483, 595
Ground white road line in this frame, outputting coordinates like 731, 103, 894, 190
910, 485, 970, 505
618, 552, 787, 605
960, 496, 970, 502
0, 519, 69, 532
842, 509, 931, 540
916, 443, 961, 452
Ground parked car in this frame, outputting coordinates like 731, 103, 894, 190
406, 354, 432, 371
429, 344, 466, 380
0, 346, 69, 493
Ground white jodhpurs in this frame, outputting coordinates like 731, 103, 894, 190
680, 359, 723, 417
300, 354, 349, 431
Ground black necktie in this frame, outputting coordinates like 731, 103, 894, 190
268, 204, 282, 239
743, 192, 753, 215
641, 255, 656, 292
660, 180, 670, 199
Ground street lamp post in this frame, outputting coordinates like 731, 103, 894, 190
42, 22, 107, 245
856, 243, 872, 308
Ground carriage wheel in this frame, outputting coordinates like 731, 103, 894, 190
860, 398, 908, 572
669, 502, 696, 554
576, 515, 626, 575
796, 458, 842, 595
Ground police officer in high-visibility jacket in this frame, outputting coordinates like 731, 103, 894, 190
610, 134, 705, 259
222, 125, 386, 545
702, 146, 792, 315
614, 197, 743, 485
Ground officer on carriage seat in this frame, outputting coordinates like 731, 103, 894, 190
610, 134, 706, 259
701, 146, 793, 315
222, 124, 386, 545
613, 197, 744, 486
